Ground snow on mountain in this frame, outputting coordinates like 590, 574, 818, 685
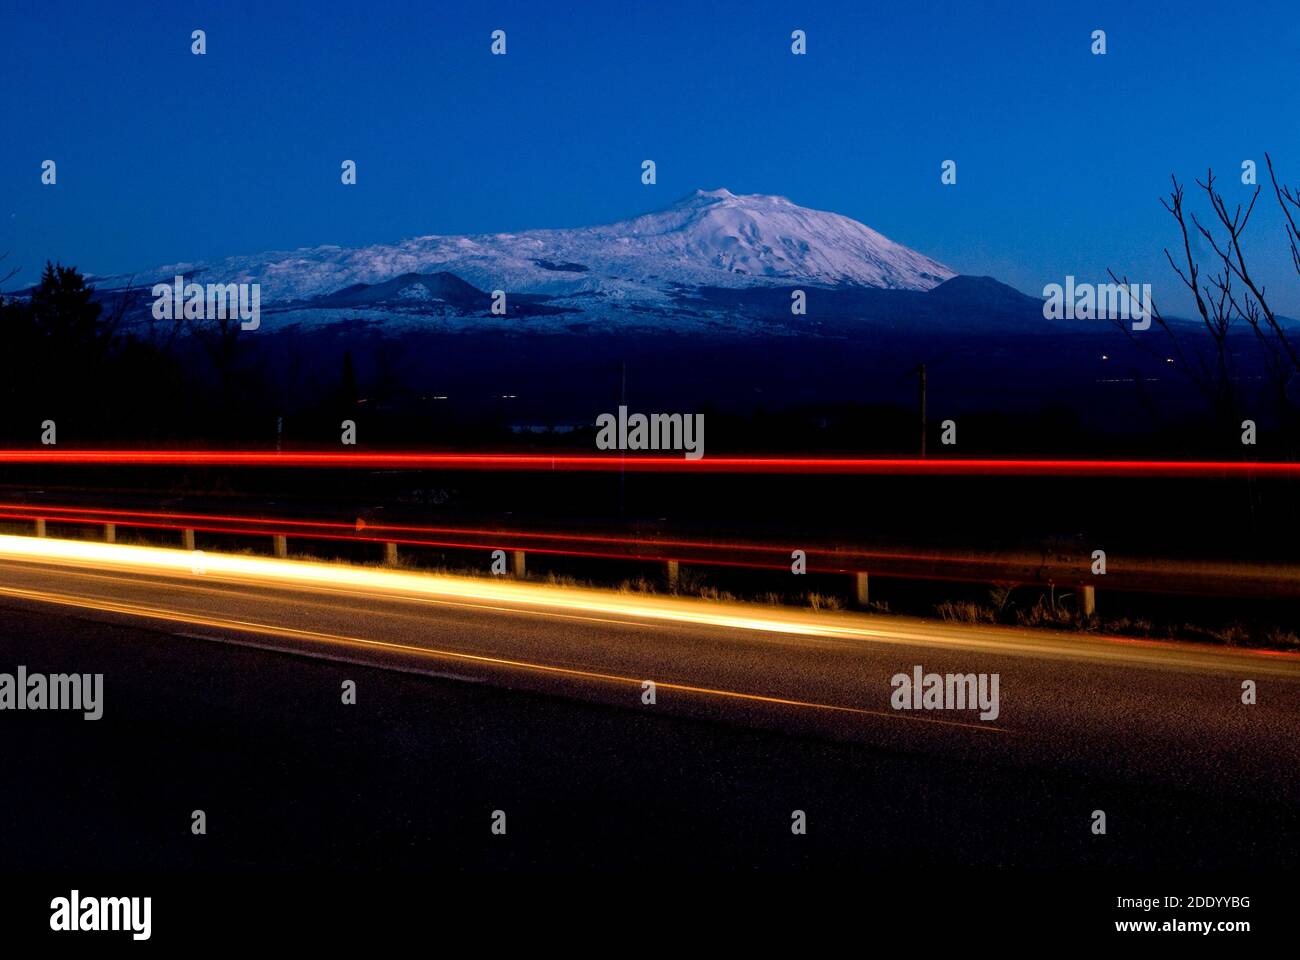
121, 189, 954, 312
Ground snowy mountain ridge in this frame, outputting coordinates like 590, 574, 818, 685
118, 189, 954, 310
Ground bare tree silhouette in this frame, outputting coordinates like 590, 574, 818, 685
0, 252, 19, 289
1110, 155, 1300, 426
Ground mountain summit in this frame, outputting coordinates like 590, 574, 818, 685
128, 190, 953, 312
614, 188, 954, 290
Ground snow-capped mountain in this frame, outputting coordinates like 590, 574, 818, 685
108, 189, 954, 332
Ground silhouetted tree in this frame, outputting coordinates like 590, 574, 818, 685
1111, 155, 1300, 436
30, 262, 107, 350
0, 262, 121, 438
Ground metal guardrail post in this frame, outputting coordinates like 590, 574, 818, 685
1080, 584, 1097, 616
854, 572, 870, 607
665, 559, 680, 590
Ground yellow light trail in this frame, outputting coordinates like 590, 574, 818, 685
0, 579, 1009, 732
0, 533, 916, 641
0, 534, 1295, 678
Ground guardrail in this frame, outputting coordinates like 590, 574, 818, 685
2, 501, 1297, 612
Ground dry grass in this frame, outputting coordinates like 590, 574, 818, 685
806, 592, 844, 612
1264, 628, 1300, 649
617, 576, 657, 595
935, 600, 996, 624
1015, 598, 1079, 629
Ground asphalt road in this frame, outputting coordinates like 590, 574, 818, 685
0, 545, 1297, 874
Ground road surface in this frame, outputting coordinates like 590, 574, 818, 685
0, 536, 1296, 873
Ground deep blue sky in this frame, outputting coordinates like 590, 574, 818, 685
4, 0, 1299, 313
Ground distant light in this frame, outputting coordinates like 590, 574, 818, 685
1100, 354, 1109, 360
1166, 358, 1174, 364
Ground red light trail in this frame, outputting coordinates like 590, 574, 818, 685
4, 501, 1300, 598
0, 450, 1296, 476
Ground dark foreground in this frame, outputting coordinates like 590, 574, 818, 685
0, 601, 1292, 945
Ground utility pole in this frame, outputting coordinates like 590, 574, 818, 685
618, 361, 626, 516
916, 363, 927, 458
